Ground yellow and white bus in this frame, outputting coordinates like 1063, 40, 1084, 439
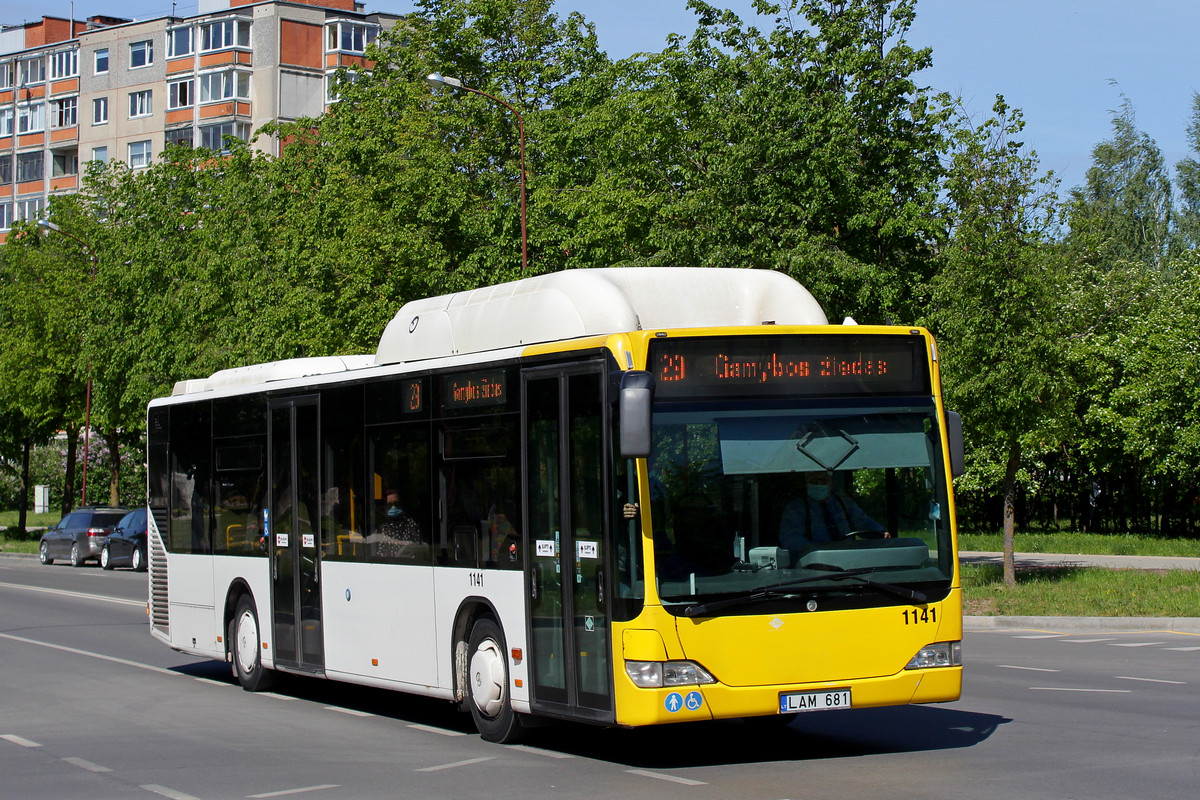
147, 268, 963, 742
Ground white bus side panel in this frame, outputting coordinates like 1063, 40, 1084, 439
212, 557, 272, 665
321, 561, 439, 687
432, 568, 530, 708
165, 553, 218, 658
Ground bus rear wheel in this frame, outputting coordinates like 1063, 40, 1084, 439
230, 595, 276, 692
467, 617, 523, 744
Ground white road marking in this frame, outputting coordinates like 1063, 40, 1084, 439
1061, 638, 1117, 643
1013, 634, 1063, 639
1109, 642, 1167, 648
997, 664, 1060, 672
323, 706, 374, 717
1116, 676, 1186, 685
64, 756, 112, 772
0, 632, 179, 676
509, 744, 574, 758
247, 784, 340, 798
1165, 646, 1200, 652
0, 580, 144, 607
1030, 687, 1132, 693
626, 769, 707, 786
416, 756, 497, 772
406, 723, 465, 737
193, 678, 231, 688
141, 785, 202, 800
1, 734, 42, 747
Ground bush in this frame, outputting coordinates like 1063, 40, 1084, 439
0, 432, 146, 511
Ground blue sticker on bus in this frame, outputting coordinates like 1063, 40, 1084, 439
684, 691, 704, 711
665, 692, 684, 713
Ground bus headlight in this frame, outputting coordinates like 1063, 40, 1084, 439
625, 660, 717, 688
905, 641, 962, 670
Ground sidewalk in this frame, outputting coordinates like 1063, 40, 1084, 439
959, 550, 1200, 571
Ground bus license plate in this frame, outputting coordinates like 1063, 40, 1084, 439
779, 689, 852, 713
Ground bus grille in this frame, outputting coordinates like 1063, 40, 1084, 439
148, 512, 169, 635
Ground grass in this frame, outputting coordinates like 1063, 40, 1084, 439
961, 563, 1200, 617
958, 531, 1200, 558
0, 511, 60, 554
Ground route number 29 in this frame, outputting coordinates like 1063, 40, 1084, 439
902, 608, 936, 625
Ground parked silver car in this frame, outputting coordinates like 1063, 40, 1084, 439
39, 507, 129, 567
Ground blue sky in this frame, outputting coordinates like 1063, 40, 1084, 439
11, 0, 1200, 192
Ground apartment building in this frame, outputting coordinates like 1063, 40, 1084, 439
0, 0, 400, 235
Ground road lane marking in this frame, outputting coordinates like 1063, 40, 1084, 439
997, 665, 1060, 672
0, 632, 179, 676
416, 756, 496, 772
324, 706, 374, 717
626, 769, 707, 786
1109, 642, 1167, 647
141, 785, 202, 800
247, 785, 340, 798
1030, 687, 1131, 693
1116, 676, 1186, 685
509, 744, 575, 758
64, 756, 112, 773
406, 723, 465, 737
0, 580, 144, 607
1013, 634, 1063, 639
1061, 638, 1116, 643
1, 734, 42, 747
194, 678, 231, 688
1165, 646, 1200, 652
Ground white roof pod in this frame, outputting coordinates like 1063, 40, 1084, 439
171, 355, 376, 396
375, 267, 828, 365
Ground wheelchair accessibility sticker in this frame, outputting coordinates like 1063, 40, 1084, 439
665, 691, 704, 713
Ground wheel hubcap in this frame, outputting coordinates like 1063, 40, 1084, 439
236, 612, 259, 674
469, 637, 506, 718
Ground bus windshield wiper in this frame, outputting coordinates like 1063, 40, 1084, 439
681, 568, 926, 617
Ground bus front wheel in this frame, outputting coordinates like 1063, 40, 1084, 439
467, 617, 523, 744
230, 595, 275, 692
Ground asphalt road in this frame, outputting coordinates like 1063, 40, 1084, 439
2, 556, 1198, 800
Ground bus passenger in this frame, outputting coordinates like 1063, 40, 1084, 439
375, 488, 421, 557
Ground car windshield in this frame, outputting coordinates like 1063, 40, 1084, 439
648, 401, 955, 610
92, 511, 126, 528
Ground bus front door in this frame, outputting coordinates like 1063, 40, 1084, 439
524, 367, 613, 723
268, 397, 325, 674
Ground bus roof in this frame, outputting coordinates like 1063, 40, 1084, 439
374, 267, 827, 365
169, 268, 829, 397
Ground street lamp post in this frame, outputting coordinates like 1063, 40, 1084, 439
426, 72, 527, 273
37, 219, 97, 508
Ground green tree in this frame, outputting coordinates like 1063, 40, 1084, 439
1174, 92, 1200, 250
927, 98, 1067, 585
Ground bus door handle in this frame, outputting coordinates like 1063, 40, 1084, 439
596, 568, 605, 607
531, 564, 540, 601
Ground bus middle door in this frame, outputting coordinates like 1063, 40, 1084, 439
524, 366, 613, 723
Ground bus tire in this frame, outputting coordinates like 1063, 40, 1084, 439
230, 595, 276, 692
466, 617, 523, 744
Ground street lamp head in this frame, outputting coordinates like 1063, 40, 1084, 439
426, 72, 463, 92
37, 219, 61, 233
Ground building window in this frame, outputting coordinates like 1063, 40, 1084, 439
168, 26, 193, 58
199, 70, 250, 103
94, 48, 109, 74
0, 155, 10, 183
128, 140, 152, 168
52, 150, 79, 177
92, 146, 108, 163
165, 127, 193, 148
168, 79, 194, 109
0, 62, 10, 89
327, 21, 378, 54
50, 49, 79, 79
15, 197, 44, 223
129, 90, 153, 119
0, 201, 9, 231
51, 97, 78, 128
18, 57, 45, 86
130, 40, 154, 69
200, 121, 249, 152
201, 18, 251, 52
0, 108, 11, 137
93, 97, 108, 125
17, 152, 44, 183
17, 102, 45, 134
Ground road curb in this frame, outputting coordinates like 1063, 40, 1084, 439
966, 615, 1200, 633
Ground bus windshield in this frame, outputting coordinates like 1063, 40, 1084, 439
648, 401, 955, 610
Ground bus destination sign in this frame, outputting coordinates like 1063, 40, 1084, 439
650, 335, 928, 398
442, 369, 508, 410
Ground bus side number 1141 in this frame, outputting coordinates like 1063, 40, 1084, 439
902, 608, 936, 625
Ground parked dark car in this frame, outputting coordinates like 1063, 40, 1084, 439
38, 507, 129, 567
101, 508, 149, 572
